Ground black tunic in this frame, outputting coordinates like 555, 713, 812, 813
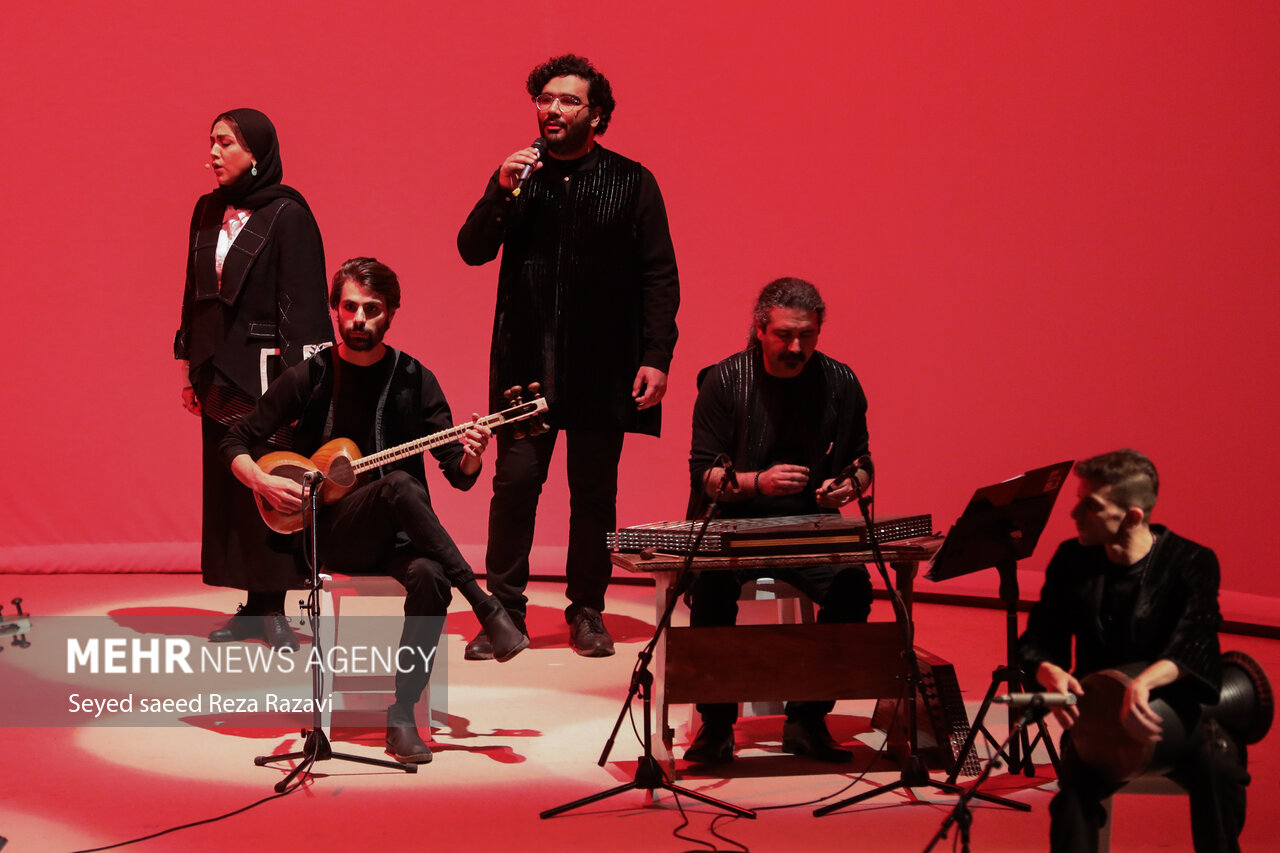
687, 347, 871, 519
457, 144, 679, 435
175, 191, 332, 591
1017, 526, 1224, 708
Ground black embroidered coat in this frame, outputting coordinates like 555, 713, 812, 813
458, 145, 679, 435
1017, 525, 1224, 707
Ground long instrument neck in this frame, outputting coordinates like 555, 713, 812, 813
350, 413, 505, 475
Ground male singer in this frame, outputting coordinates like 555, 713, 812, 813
458, 53, 680, 658
683, 277, 874, 764
1017, 449, 1249, 851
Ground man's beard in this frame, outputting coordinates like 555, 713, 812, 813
342, 325, 382, 351
544, 115, 591, 155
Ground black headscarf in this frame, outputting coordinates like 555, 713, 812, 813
212, 108, 311, 212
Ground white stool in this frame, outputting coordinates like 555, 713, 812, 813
316, 573, 433, 733
738, 578, 816, 717
678, 578, 819, 731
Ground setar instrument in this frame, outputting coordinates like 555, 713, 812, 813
255, 395, 548, 533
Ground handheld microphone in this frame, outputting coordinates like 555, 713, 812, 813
994, 692, 1078, 708
511, 137, 547, 197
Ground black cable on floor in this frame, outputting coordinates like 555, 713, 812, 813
67, 776, 307, 853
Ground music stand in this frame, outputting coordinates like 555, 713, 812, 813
926, 460, 1072, 785
254, 472, 415, 791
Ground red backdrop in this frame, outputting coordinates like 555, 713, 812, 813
3, 2, 1277, 600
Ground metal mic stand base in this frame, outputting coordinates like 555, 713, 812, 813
815, 494, 1028, 817
252, 582, 418, 791
542, 470, 755, 820
813, 728, 1028, 815
813, 755, 952, 815
256, 725, 417, 793
539, 670, 755, 820
252, 471, 416, 792
539, 756, 754, 820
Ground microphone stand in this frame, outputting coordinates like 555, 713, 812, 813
541, 462, 755, 819
816, 484, 1026, 815
944, 557, 1060, 784
255, 469, 415, 791
923, 699, 1050, 852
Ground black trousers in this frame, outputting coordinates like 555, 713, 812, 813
484, 426, 626, 626
1050, 719, 1249, 852
317, 471, 471, 706
688, 564, 874, 727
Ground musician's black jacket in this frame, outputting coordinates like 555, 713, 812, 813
457, 144, 679, 435
687, 346, 870, 519
1017, 526, 1223, 709
219, 346, 479, 497
175, 192, 333, 400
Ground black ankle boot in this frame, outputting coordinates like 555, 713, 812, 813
782, 716, 852, 763
386, 703, 432, 764
474, 597, 529, 662
684, 722, 735, 763
464, 630, 494, 661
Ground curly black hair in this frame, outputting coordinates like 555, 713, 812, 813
526, 54, 615, 135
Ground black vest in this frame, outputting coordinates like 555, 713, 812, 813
490, 147, 655, 433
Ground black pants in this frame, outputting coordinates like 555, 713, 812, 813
1050, 719, 1249, 852
317, 471, 470, 706
484, 426, 626, 626
689, 564, 874, 727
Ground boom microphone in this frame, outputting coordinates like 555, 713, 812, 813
716, 453, 740, 493
823, 454, 873, 496
994, 692, 1079, 708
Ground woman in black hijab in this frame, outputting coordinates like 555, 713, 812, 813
175, 109, 333, 650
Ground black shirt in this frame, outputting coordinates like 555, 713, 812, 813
330, 352, 393, 457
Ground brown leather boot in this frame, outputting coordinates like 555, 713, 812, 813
385, 703, 432, 764
474, 597, 529, 662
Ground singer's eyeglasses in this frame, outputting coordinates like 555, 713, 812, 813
533, 94, 588, 112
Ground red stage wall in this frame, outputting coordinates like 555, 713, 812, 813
3, 3, 1278, 597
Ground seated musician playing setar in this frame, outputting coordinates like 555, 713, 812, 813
683, 277, 874, 764
1016, 449, 1249, 852
221, 257, 528, 764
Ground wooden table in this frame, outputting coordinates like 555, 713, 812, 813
611, 536, 944, 763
